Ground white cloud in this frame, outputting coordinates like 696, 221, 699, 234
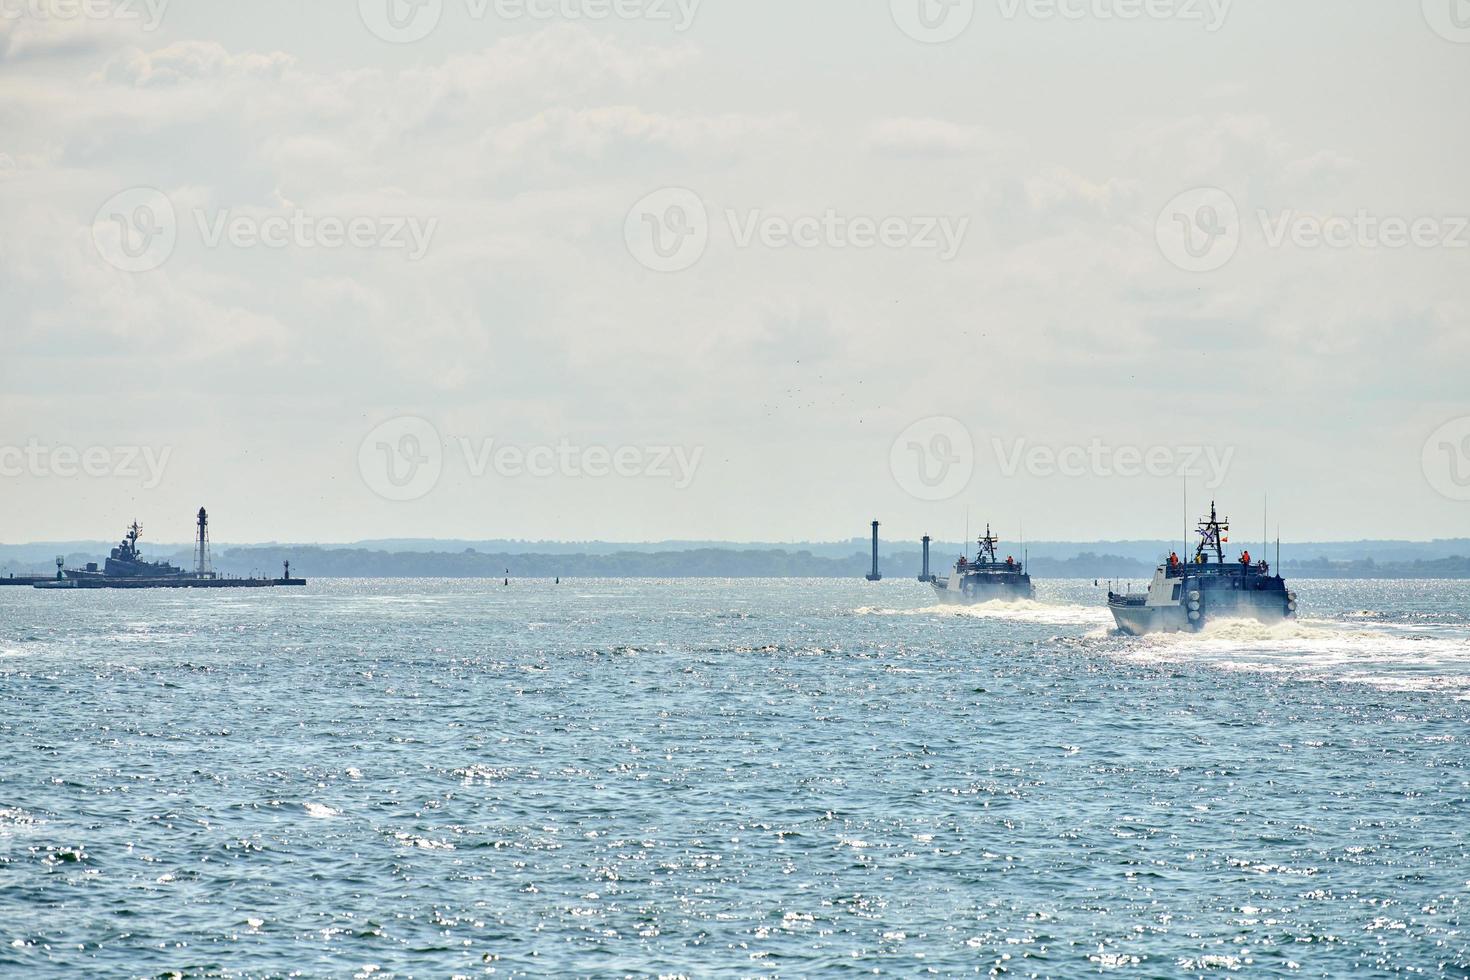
0, 7, 129, 62
99, 41, 294, 86
865, 117, 997, 158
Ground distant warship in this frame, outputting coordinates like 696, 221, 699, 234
64, 520, 187, 581
37, 509, 304, 590
930, 525, 1035, 603
1108, 502, 1296, 635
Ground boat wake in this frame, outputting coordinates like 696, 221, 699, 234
856, 600, 1113, 628
1112, 616, 1470, 699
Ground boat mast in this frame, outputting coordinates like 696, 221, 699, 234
977, 524, 1000, 564
1194, 501, 1228, 564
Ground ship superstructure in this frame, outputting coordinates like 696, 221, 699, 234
1108, 502, 1297, 635
63, 521, 188, 580
932, 524, 1035, 603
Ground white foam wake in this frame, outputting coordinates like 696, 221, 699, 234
1117, 616, 1470, 699
856, 600, 1114, 628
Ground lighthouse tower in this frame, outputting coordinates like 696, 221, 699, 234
195, 507, 213, 577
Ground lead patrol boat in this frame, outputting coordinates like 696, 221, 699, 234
1108, 503, 1297, 635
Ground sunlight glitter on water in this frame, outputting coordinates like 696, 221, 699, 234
1, 578, 1467, 975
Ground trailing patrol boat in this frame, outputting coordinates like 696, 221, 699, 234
1108, 502, 1296, 635
931, 525, 1035, 603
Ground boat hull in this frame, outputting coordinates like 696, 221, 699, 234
1110, 589, 1293, 636
932, 575, 1035, 604
36, 576, 304, 590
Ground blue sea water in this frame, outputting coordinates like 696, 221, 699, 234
1, 578, 1467, 977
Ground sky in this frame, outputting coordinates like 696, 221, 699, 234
1, 0, 1468, 545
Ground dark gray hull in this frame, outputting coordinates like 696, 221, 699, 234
932, 575, 1035, 604
37, 576, 304, 590
1110, 587, 1294, 636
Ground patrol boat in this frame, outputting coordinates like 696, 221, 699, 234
931, 525, 1035, 603
1108, 502, 1297, 635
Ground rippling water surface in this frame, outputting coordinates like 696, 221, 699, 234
2, 578, 1468, 976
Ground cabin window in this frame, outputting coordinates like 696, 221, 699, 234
1170, 584, 1181, 601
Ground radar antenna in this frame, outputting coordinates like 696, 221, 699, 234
976, 524, 1001, 565
120, 521, 143, 561
1194, 502, 1229, 564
